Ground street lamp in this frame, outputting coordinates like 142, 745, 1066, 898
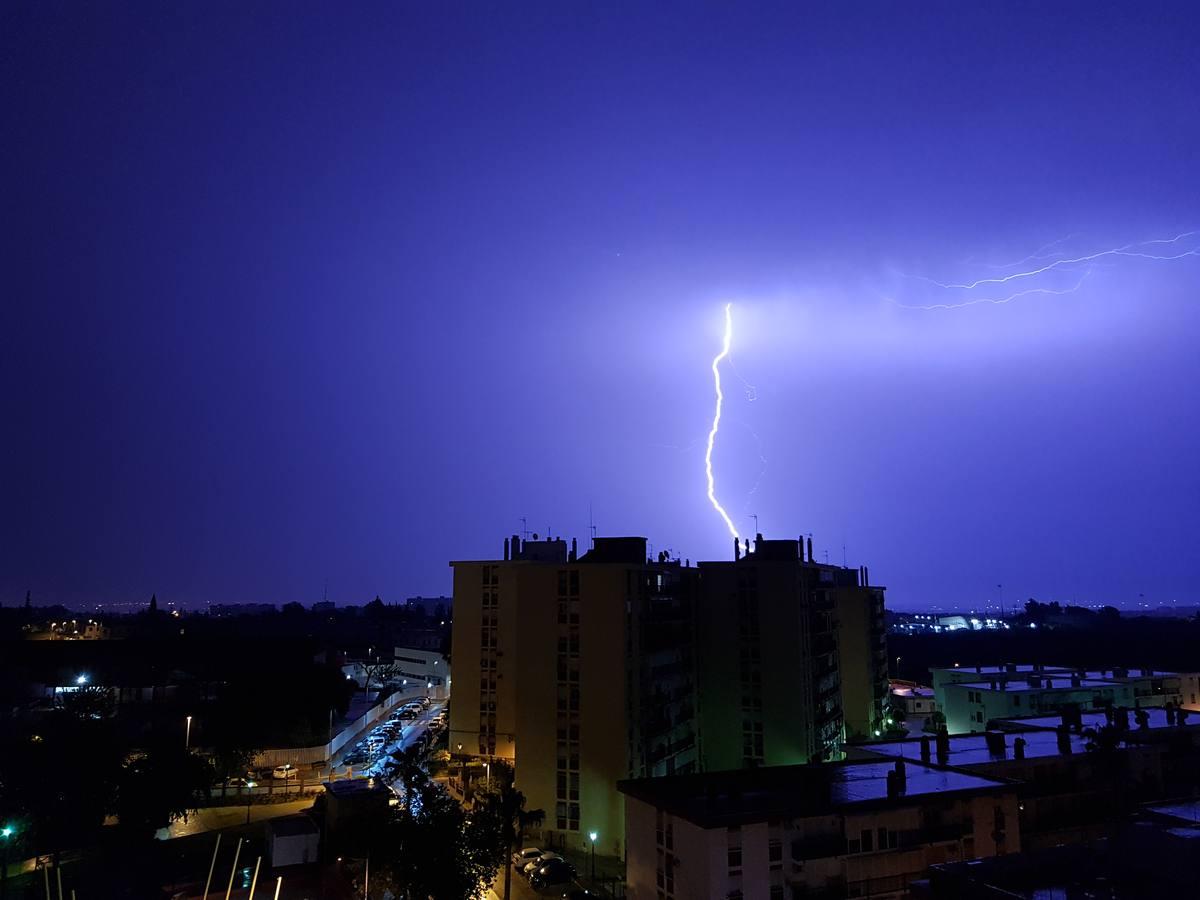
1, 824, 15, 900
245, 782, 256, 824
75, 674, 88, 686
895, 656, 902, 677
186, 715, 193, 751
588, 831, 598, 880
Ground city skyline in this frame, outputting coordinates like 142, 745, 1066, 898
5, 4, 1199, 611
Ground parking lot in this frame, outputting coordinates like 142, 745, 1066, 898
333, 695, 447, 782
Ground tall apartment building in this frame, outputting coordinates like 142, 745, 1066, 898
449, 535, 698, 856
695, 535, 887, 767
449, 531, 888, 853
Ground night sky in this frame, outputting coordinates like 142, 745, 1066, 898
4, 4, 1198, 611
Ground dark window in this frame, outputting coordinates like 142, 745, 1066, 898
727, 847, 742, 869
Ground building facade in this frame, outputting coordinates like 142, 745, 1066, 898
449, 535, 699, 855
620, 760, 1019, 900
449, 532, 888, 854
696, 536, 885, 766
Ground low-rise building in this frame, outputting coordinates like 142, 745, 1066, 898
392, 646, 450, 700
619, 760, 1019, 900
267, 814, 321, 867
855, 706, 1200, 850
889, 681, 936, 717
931, 665, 1200, 733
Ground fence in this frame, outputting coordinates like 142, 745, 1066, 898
251, 688, 417, 769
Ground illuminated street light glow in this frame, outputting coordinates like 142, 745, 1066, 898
704, 303, 739, 539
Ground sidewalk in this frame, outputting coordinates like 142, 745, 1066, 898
158, 797, 317, 839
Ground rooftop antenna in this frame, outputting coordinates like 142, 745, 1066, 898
824, 549, 829, 564
588, 503, 596, 548
842, 542, 847, 568
520, 517, 530, 540
997, 583, 1004, 618
751, 514, 759, 534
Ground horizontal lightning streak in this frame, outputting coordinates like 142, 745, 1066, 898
888, 267, 1094, 311
910, 231, 1198, 291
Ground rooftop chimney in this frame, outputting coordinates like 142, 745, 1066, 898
806, 536, 814, 562
734, 536, 741, 561
1055, 725, 1072, 754
504, 537, 510, 561
569, 537, 577, 562
1013, 736, 1026, 760
984, 731, 1007, 756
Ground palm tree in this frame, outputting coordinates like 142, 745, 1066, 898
491, 773, 545, 900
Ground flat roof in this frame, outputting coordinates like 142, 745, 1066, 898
268, 814, 320, 837
989, 708, 1200, 739
891, 686, 935, 698
618, 760, 1009, 828
1146, 800, 1200, 825
865, 729, 1093, 766
324, 778, 391, 798
948, 678, 1122, 693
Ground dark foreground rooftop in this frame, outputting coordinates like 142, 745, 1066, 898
618, 759, 1009, 828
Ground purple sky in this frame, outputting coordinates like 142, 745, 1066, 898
4, 4, 1198, 611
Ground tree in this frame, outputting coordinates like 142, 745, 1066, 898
372, 781, 503, 900
923, 710, 947, 734
149, 594, 158, 614
210, 743, 259, 797
116, 741, 213, 840
362, 662, 400, 699
60, 684, 115, 720
477, 764, 545, 900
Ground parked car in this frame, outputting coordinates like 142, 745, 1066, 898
530, 860, 576, 891
271, 764, 299, 780
512, 847, 543, 869
523, 852, 560, 877
419, 697, 432, 708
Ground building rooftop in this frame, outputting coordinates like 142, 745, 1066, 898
890, 684, 934, 699
618, 760, 1009, 828
864, 729, 1093, 766
324, 777, 392, 798
949, 677, 1122, 693
996, 708, 1186, 731
268, 814, 320, 837
1145, 800, 1200, 825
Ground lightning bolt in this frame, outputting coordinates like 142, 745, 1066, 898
705, 302, 739, 538
891, 230, 1199, 311
908, 231, 1199, 291
888, 267, 1094, 311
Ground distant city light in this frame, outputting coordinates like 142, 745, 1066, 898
75, 674, 88, 685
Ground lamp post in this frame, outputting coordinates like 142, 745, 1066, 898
1, 824, 15, 900
186, 715, 193, 750
588, 831, 598, 880
245, 782, 256, 824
